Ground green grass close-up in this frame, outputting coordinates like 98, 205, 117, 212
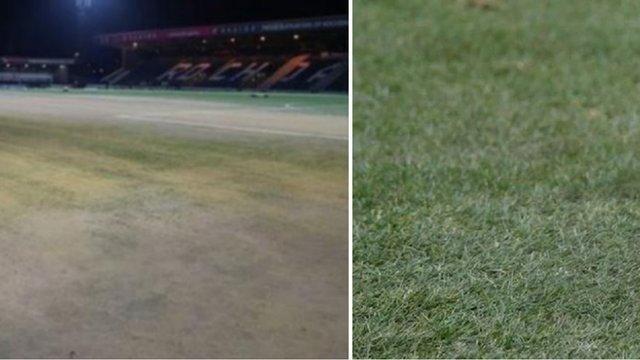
354, 0, 640, 358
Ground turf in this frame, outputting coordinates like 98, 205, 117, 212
0, 114, 348, 357
354, 0, 640, 358
0, 116, 346, 222
28, 87, 348, 116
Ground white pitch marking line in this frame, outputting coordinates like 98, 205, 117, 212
116, 114, 347, 141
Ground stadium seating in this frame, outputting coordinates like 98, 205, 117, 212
118, 58, 175, 86
102, 53, 348, 92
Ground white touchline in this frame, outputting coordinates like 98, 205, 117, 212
116, 114, 348, 141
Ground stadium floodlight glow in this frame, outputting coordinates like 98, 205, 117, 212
76, 0, 93, 8
75, 0, 93, 19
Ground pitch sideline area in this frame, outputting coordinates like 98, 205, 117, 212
0, 89, 348, 140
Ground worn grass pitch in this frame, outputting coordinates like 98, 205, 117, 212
0, 117, 345, 220
354, 0, 640, 358
0, 96, 347, 358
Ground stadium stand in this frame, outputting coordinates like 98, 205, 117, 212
94, 16, 348, 92
0, 57, 74, 87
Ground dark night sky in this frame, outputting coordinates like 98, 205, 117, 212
0, 0, 348, 57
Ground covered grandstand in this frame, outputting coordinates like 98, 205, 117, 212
0, 57, 75, 87
94, 16, 348, 92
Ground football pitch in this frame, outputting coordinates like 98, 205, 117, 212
355, 0, 640, 358
0, 89, 348, 358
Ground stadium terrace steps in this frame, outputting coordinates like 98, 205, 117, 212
122, 59, 175, 86
101, 67, 130, 85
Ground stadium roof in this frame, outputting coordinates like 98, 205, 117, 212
96, 15, 347, 48
1, 57, 75, 65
